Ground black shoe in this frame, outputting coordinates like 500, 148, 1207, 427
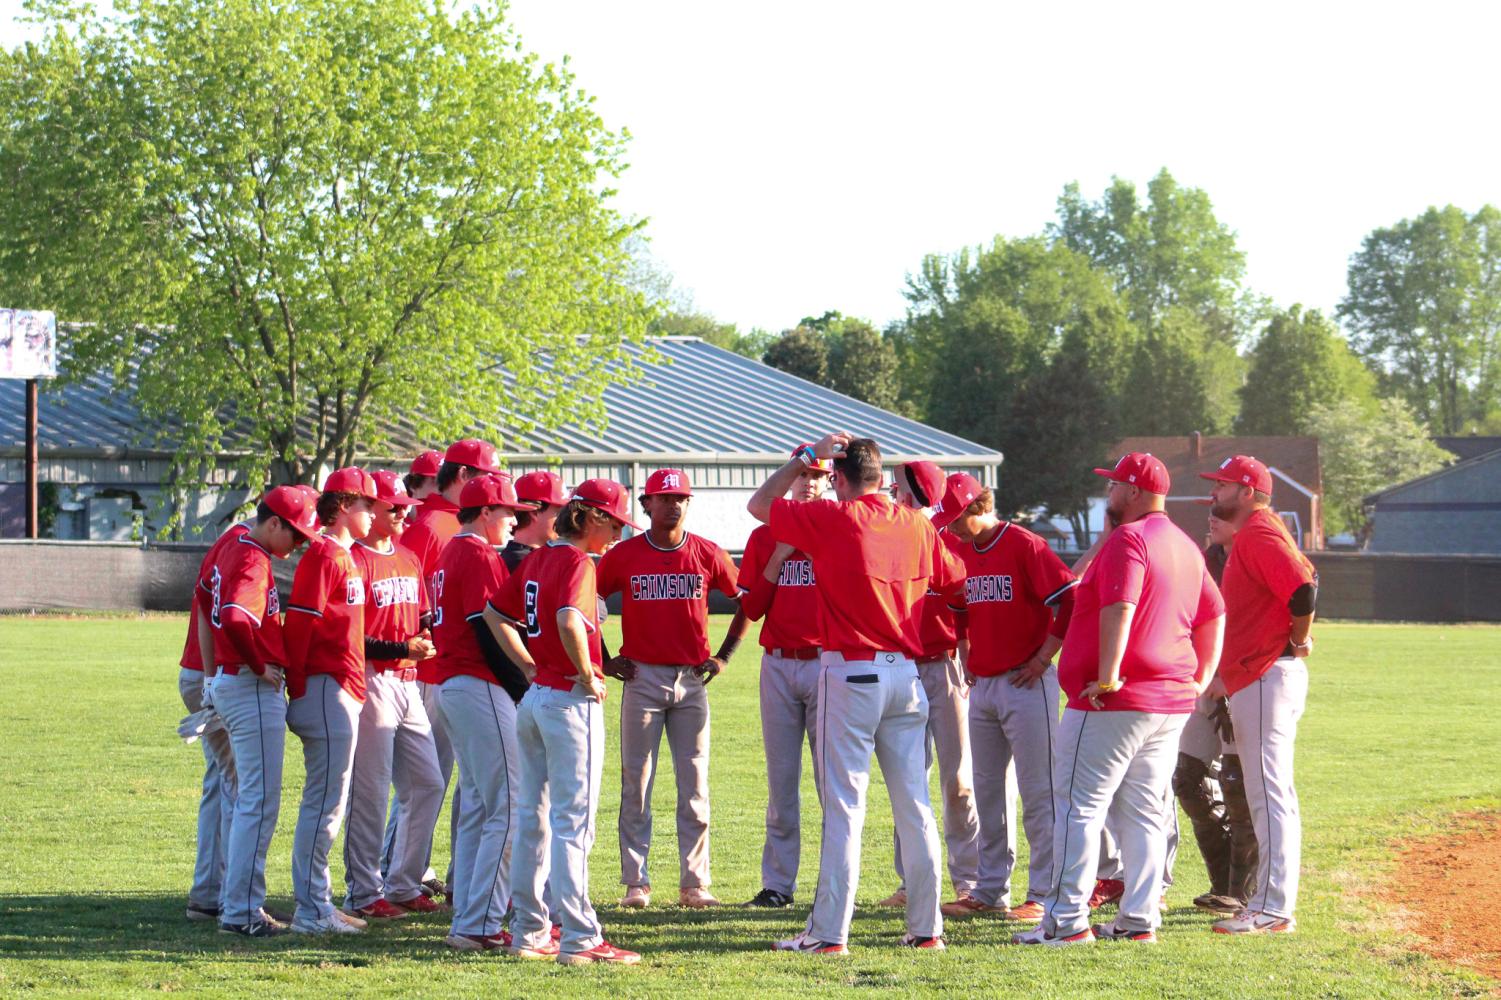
746, 888, 794, 908
219, 919, 284, 938
186, 904, 219, 921
422, 878, 451, 900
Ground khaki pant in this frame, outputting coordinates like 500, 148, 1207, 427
618, 663, 712, 889
893, 654, 979, 895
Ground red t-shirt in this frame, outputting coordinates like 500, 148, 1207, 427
768, 494, 965, 659
596, 532, 742, 665
1059, 512, 1224, 713
404, 501, 461, 682
353, 540, 428, 673
493, 541, 603, 692
739, 524, 821, 652
200, 533, 287, 669
180, 523, 249, 670
430, 532, 508, 686
1219, 508, 1317, 695
952, 521, 1078, 677
283, 536, 368, 702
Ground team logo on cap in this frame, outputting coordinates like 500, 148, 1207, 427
661, 473, 682, 490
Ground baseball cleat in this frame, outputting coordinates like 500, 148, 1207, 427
1092, 919, 1158, 943
1012, 925, 1095, 946
557, 941, 641, 965
391, 894, 443, 914
678, 887, 721, 908
1088, 878, 1125, 909
445, 931, 512, 951
746, 889, 795, 908
347, 899, 409, 920
876, 888, 908, 908
1006, 901, 1046, 922
218, 919, 285, 938
290, 914, 363, 934
258, 907, 292, 927
1193, 893, 1245, 916
421, 877, 451, 900
621, 884, 651, 909
551, 923, 563, 942
511, 938, 561, 960
772, 932, 848, 955
1212, 911, 1296, 935
332, 910, 367, 930
899, 933, 946, 950
941, 895, 1007, 917
186, 904, 219, 921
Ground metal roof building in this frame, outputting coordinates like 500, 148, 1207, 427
2, 337, 1003, 548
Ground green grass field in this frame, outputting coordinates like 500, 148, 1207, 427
0, 617, 1498, 998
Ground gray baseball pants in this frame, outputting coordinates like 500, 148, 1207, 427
440, 674, 520, 938
618, 663, 712, 890
343, 669, 444, 909
287, 673, 362, 926
806, 652, 942, 946
758, 652, 821, 895
212, 668, 286, 927
511, 684, 607, 956
179, 668, 237, 912
380, 679, 458, 888
1229, 657, 1307, 919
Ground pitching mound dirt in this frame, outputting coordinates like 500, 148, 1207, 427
1388, 812, 1501, 985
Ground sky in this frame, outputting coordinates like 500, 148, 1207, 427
5, 1, 1498, 335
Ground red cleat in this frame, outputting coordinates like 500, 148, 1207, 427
557, 940, 641, 965
1088, 878, 1125, 909
348, 899, 408, 920
391, 894, 442, 914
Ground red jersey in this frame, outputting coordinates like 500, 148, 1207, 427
494, 541, 603, 692
917, 533, 965, 657
353, 540, 428, 673
596, 532, 742, 665
952, 522, 1078, 677
283, 536, 368, 702
768, 494, 965, 659
404, 498, 461, 580
430, 532, 507, 686
739, 524, 821, 652
1059, 512, 1224, 714
1218, 508, 1317, 695
180, 523, 249, 670
200, 533, 287, 669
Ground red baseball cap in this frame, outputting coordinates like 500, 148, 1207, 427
644, 468, 693, 497
409, 450, 442, 477
322, 466, 382, 504
514, 470, 569, 507
262, 485, 320, 541
294, 483, 320, 503
931, 472, 984, 529
372, 469, 421, 507
444, 438, 502, 474
900, 461, 946, 509
1094, 452, 1170, 495
459, 473, 527, 510
1199, 454, 1273, 496
570, 478, 642, 530
791, 442, 833, 474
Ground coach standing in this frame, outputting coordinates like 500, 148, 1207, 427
749, 434, 964, 954
1015, 453, 1224, 946
1199, 456, 1316, 936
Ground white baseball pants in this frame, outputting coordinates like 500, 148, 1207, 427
758, 652, 821, 896
179, 668, 237, 913
287, 673, 362, 925
212, 669, 286, 927
1229, 657, 1307, 919
380, 679, 458, 888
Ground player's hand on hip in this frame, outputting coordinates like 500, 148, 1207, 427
408, 634, 436, 660
812, 431, 853, 460
1291, 636, 1313, 658
693, 657, 724, 685
1009, 655, 1050, 688
604, 655, 637, 682
1081, 678, 1121, 709
260, 665, 285, 691
1204, 675, 1228, 699
578, 671, 608, 703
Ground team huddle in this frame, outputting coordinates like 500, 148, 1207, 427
176, 431, 1316, 963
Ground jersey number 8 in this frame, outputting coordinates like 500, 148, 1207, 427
523, 580, 541, 638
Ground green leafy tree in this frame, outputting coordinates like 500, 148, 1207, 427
1235, 305, 1377, 435
0, 0, 649, 497
1306, 396, 1451, 537
763, 326, 830, 384
826, 318, 899, 409
1339, 204, 1501, 434
649, 310, 770, 359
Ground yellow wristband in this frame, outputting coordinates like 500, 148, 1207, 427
1096, 678, 1123, 693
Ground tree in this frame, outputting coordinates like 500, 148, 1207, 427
1235, 305, 1377, 435
649, 310, 771, 359
0, 0, 649, 497
763, 326, 830, 384
1339, 204, 1501, 434
826, 319, 899, 409
1306, 397, 1451, 538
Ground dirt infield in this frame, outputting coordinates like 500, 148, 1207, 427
1388, 812, 1501, 985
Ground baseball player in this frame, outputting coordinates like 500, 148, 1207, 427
748, 434, 965, 954
738, 447, 832, 908
489, 479, 643, 966
282, 467, 383, 935
342, 470, 446, 920
879, 461, 980, 915
596, 468, 748, 909
935, 472, 1077, 922
203, 486, 318, 937
179, 517, 249, 923
431, 473, 531, 950
1199, 455, 1317, 935
389, 438, 505, 900
404, 450, 442, 504
1014, 453, 1224, 946
503, 470, 569, 570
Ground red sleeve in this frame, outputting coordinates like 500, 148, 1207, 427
1026, 535, 1078, 607
928, 525, 966, 598
1241, 523, 1314, 605
284, 544, 339, 673
738, 530, 774, 622
709, 542, 742, 599
768, 497, 832, 557
1193, 563, 1226, 627
595, 545, 623, 597
1049, 587, 1075, 640
1095, 530, 1146, 606
558, 552, 598, 632
460, 548, 505, 621
220, 615, 267, 674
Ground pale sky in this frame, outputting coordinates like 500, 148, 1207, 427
6, 1, 1498, 335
